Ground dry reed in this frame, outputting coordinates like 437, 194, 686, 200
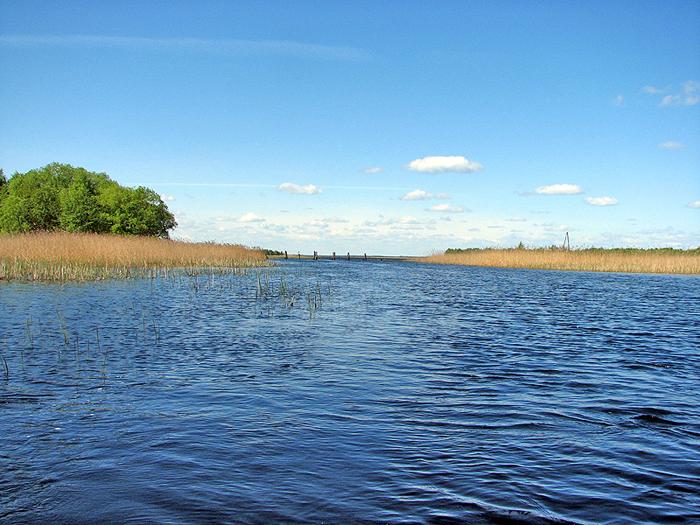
420, 248, 700, 275
0, 231, 267, 282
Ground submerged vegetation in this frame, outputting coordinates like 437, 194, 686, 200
425, 246, 700, 274
0, 231, 267, 282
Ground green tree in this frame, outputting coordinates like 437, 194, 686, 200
0, 163, 176, 237
59, 173, 104, 232
2, 168, 62, 231
0, 195, 31, 232
0, 169, 7, 205
107, 187, 176, 237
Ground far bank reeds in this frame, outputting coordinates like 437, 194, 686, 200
0, 232, 267, 282
420, 248, 700, 275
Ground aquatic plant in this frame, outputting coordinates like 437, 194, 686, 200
422, 247, 700, 274
0, 231, 267, 282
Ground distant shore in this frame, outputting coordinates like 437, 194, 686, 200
0, 232, 267, 282
417, 248, 700, 275
271, 248, 700, 275
3, 233, 699, 281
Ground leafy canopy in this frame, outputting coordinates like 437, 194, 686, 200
0, 163, 176, 237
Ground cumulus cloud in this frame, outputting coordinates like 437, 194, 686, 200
364, 216, 423, 227
161, 194, 176, 202
238, 212, 265, 222
401, 189, 432, 201
363, 167, 382, 174
688, 200, 700, 209
277, 182, 321, 195
535, 184, 583, 195
586, 196, 618, 206
613, 95, 625, 106
408, 155, 483, 173
642, 85, 664, 94
659, 80, 699, 107
658, 141, 684, 150
427, 203, 465, 213
399, 189, 450, 201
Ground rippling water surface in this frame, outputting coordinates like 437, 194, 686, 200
1, 261, 699, 524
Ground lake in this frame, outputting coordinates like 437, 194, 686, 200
1, 260, 699, 524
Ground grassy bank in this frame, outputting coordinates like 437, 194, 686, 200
420, 248, 700, 275
0, 232, 267, 281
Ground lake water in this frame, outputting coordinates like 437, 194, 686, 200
1, 260, 699, 524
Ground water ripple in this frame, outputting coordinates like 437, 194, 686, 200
1, 262, 699, 523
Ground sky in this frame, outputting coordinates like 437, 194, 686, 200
1, 0, 699, 255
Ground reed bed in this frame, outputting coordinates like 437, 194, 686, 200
420, 248, 700, 275
0, 231, 267, 282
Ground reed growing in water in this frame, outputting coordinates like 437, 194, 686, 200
422, 247, 700, 275
0, 231, 267, 281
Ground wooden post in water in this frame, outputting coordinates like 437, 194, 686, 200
332, 251, 336, 261
364, 253, 367, 261
347, 252, 350, 261
284, 250, 288, 260
298, 252, 301, 259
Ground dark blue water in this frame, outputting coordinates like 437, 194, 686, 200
1, 261, 699, 524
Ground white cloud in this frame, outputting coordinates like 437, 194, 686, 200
401, 189, 432, 201
613, 95, 625, 106
688, 200, 700, 209
660, 95, 682, 107
238, 212, 265, 223
427, 203, 465, 213
658, 141, 684, 150
642, 85, 664, 94
408, 155, 483, 173
364, 216, 423, 227
161, 194, 176, 202
535, 183, 583, 195
659, 80, 699, 107
683, 80, 699, 92
277, 182, 321, 195
363, 167, 382, 174
586, 196, 618, 206
400, 189, 451, 201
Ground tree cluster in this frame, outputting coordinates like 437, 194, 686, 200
0, 163, 176, 237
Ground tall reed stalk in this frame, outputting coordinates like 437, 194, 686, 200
0, 231, 267, 282
420, 248, 700, 274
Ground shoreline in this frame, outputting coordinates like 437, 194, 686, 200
273, 251, 700, 275
2, 232, 698, 281
0, 232, 267, 282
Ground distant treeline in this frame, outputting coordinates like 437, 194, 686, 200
0, 163, 176, 237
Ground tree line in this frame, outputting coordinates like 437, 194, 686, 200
0, 163, 176, 237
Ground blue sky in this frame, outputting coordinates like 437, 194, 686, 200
1, 0, 698, 254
